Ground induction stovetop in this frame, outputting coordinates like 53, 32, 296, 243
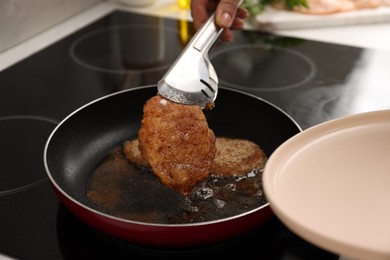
1, 9, 390, 259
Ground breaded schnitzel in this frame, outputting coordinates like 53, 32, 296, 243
124, 137, 267, 177
123, 139, 150, 168
137, 95, 217, 195
211, 137, 266, 176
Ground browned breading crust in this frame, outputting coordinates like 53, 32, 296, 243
137, 95, 217, 195
211, 137, 267, 176
123, 139, 150, 168
124, 137, 267, 178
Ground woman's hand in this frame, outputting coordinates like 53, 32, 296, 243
190, 0, 249, 42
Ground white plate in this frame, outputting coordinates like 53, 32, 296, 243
254, 6, 390, 30
263, 109, 390, 260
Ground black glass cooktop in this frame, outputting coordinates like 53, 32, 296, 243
1, 9, 390, 259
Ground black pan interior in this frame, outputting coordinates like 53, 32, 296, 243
45, 86, 301, 204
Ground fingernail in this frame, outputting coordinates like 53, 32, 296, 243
219, 12, 232, 28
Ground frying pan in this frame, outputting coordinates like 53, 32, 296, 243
44, 85, 301, 247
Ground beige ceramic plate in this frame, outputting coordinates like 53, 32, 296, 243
263, 109, 390, 260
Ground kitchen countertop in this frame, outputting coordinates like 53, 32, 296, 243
1, 0, 390, 72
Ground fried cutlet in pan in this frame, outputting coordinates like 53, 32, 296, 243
124, 137, 266, 175
137, 95, 217, 195
124, 136, 266, 180
126, 95, 267, 195
211, 137, 266, 176
123, 139, 150, 168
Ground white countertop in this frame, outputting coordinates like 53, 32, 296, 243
1, 0, 390, 72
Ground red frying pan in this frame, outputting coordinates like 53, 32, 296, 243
44, 85, 301, 247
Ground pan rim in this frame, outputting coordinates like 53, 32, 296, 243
43, 85, 301, 228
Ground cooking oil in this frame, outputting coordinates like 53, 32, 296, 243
178, 0, 191, 9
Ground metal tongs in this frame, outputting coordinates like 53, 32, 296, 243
157, 1, 243, 108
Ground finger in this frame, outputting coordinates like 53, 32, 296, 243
230, 17, 245, 30
236, 7, 249, 19
220, 29, 234, 42
190, 0, 217, 30
215, 0, 242, 28
220, 18, 244, 41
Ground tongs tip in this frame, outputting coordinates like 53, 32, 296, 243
157, 78, 217, 109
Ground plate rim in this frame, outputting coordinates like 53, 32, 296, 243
263, 109, 390, 259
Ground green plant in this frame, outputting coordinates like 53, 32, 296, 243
242, 0, 308, 16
